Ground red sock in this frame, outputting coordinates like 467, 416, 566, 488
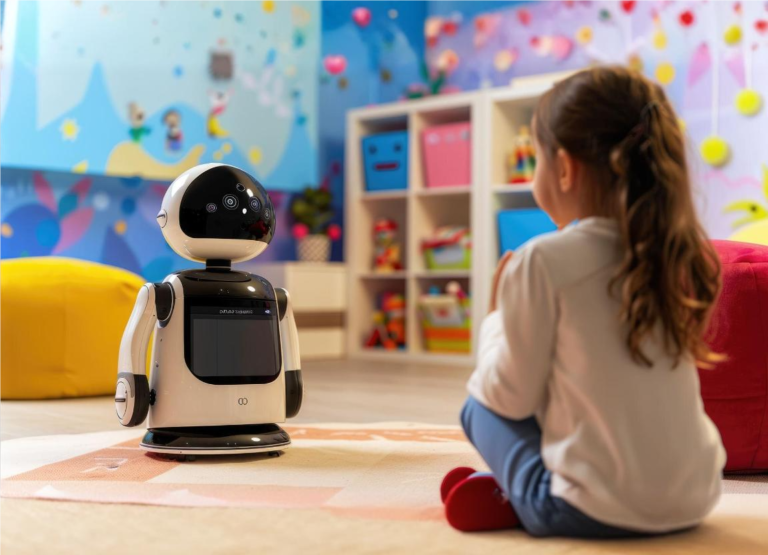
444, 474, 520, 532
440, 466, 476, 503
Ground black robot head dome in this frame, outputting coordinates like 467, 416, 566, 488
157, 164, 276, 263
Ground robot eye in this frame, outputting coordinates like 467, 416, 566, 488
369, 145, 377, 155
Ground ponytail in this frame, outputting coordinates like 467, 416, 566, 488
535, 67, 722, 367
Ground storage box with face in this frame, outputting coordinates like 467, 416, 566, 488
362, 131, 409, 192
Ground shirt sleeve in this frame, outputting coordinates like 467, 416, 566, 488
467, 245, 557, 420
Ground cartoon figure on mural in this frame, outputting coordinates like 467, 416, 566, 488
207, 89, 232, 138
127, 102, 152, 143
162, 109, 183, 152
724, 165, 768, 246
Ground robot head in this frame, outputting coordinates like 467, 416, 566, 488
157, 164, 275, 263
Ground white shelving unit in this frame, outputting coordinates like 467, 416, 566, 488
345, 77, 560, 366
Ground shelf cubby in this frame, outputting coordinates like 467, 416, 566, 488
346, 79, 560, 366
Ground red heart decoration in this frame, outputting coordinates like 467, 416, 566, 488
620, 1, 636, 13
351, 7, 371, 28
756, 19, 768, 33
323, 55, 347, 75
517, 9, 531, 26
679, 10, 695, 27
442, 21, 458, 36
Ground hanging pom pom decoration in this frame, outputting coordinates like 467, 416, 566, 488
724, 24, 743, 45
679, 10, 695, 27
576, 26, 593, 45
620, 1, 637, 13
735, 88, 763, 116
700, 136, 731, 167
351, 7, 371, 28
655, 62, 675, 85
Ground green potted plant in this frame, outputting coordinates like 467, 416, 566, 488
290, 186, 341, 262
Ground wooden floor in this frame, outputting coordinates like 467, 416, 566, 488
0, 359, 474, 441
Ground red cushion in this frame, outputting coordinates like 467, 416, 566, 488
699, 240, 768, 472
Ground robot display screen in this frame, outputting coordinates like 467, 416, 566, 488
188, 301, 280, 385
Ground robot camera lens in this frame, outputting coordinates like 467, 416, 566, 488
249, 198, 261, 212
264, 208, 272, 220
236, 183, 245, 192
206, 203, 217, 213
223, 194, 239, 210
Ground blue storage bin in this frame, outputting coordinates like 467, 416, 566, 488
362, 131, 409, 192
497, 208, 558, 256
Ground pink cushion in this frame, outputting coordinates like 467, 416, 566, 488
699, 240, 768, 472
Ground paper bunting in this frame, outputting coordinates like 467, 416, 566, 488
688, 43, 712, 87
725, 51, 746, 87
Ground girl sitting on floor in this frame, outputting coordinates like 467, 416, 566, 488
443, 66, 726, 538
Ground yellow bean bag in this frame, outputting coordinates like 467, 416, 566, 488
1, 257, 145, 399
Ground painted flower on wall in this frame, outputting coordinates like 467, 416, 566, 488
1, 173, 94, 258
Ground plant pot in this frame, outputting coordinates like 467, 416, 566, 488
297, 234, 331, 263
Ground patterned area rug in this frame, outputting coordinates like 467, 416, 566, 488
0, 424, 483, 520
3, 424, 768, 510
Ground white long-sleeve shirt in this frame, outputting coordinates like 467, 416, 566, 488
468, 217, 725, 533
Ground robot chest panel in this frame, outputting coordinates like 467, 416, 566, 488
169, 272, 282, 386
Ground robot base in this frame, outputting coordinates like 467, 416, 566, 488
140, 423, 291, 456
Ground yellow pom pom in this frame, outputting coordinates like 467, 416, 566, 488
114, 220, 127, 235
724, 24, 742, 46
652, 30, 667, 50
576, 26, 593, 45
735, 88, 763, 116
655, 62, 675, 85
700, 136, 731, 167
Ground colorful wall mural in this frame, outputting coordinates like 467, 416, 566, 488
0, 167, 296, 280
423, 0, 768, 243
1, 0, 319, 188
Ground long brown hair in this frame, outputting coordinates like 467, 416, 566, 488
534, 66, 721, 368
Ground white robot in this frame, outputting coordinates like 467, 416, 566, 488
115, 163, 302, 456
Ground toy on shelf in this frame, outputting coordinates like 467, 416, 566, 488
419, 281, 471, 354
373, 219, 403, 273
365, 292, 407, 350
507, 125, 536, 184
362, 131, 409, 192
421, 227, 471, 270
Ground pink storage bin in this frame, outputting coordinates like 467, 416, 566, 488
421, 122, 471, 188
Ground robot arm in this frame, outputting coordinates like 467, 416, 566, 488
275, 288, 303, 418
115, 283, 174, 427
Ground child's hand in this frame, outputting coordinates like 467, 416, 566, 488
489, 251, 514, 313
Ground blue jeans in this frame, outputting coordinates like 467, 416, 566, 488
460, 396, 652, 538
